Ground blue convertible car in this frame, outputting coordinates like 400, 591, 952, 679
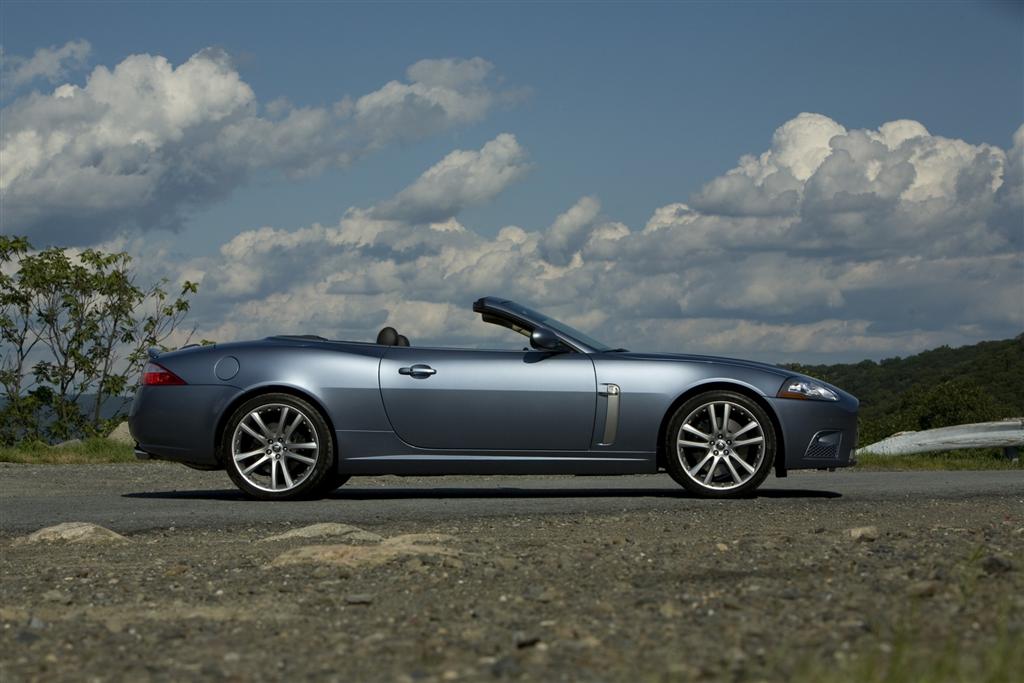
129, 297, 858, 500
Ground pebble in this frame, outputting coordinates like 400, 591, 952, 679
490, 656, 522, 678
907, 580, 942, 598
980, 555, 1014, 575
848, 526, 879, 542
659, 601, 683, 618
42, 589, 71, 604
515, 633, 541, 649
345, 594, 374, 605
526, 587, 559, 603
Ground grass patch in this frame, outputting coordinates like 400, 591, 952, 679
0, 438, 139, 464
796, 630, 1023, 683
795, 605, 1023, 683
854, 447, 1021, 471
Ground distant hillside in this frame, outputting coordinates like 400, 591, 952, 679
785, 334, 1024, 446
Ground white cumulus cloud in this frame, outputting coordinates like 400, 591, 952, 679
0, 48, 516, 244
74, 114, 1024, 362
373, 133, 530, 223
1, 39, 92, 89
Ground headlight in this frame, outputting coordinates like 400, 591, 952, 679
777, 377, 839, 401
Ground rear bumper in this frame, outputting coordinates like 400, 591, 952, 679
767, 394, 859, 471
129, 384, 240, 466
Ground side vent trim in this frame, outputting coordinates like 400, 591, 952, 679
598, 384, 620, 446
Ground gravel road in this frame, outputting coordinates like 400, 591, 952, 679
2, 464, 1022, 682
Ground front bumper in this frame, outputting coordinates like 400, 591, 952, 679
767, 393, 859, 471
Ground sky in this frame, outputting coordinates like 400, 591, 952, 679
1, 0, 1022, 363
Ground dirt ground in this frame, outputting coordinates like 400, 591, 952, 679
2, 490, 1022, 682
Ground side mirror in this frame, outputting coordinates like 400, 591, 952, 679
530, 327, 566, 352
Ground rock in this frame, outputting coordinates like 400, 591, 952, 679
28, 616, 46, 630
514, 633, 541, 649
848, 526, 879, 542
107, 421, 134, 445
17, 522, 129, 545
258, 524, 382, 544
839, 618, 869, 633
53, 439, 82, 449
980, 555, 1014, 575
490, 656, 523, 678
42, 589, 71, 604
441, 556, 464, 570
344, 594, 373, 605
715, 542, 730, 552
403, 558, 429, 573
659, 601, 683, 618
258, 523, 383, 544
15, 631, 39, 645
526, 586, 559, 603
907, 580, 942, 598
269, 533, 457, 569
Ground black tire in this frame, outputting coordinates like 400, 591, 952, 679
222, 393, 337, 500
314, 471, 351, 496
664, 390, 776, 498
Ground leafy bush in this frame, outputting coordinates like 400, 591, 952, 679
0, 236, 199, 444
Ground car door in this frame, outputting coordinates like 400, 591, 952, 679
379, 347, 597, 451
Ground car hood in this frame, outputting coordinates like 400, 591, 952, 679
610, 351, 794, 378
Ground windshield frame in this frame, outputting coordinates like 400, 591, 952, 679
476, 298, 614, 353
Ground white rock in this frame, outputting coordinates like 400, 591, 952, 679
258, 522, 383, 544
848, 526, 879, 542
107, 421, 134, 445
18, 522, 129, 544
268, 533, 457, 569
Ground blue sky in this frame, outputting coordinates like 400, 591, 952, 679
1, 1, 1022, 361
5, 0, 1021, 251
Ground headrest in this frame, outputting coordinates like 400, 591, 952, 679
396, 335, 410, 347
376, 326, 399, 346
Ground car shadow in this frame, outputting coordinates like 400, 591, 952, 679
123, 486, 841, 501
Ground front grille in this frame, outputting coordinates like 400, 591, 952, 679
804, 430, 842, 460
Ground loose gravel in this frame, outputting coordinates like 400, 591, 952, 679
2, 488, 1022, 682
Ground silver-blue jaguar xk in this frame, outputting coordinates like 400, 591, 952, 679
129, 296, 858, 500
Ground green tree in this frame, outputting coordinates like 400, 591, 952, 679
857, 379, 1003, 445
0, 236, 199, 444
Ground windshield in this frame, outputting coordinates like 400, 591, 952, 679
501, 301, 614, 352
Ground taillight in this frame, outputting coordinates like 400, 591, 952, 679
142, 361, 186, 386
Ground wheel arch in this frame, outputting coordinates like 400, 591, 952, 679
655, 381, 787, 478
213, 384, 338, 465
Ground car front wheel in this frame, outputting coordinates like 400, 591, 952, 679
223, 393, 339, 500
665, 390, 776, 498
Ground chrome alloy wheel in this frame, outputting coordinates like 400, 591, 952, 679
231, 403, 320, 493
676, 400, 766, 491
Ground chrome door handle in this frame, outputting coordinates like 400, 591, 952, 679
398, 364, 436, 378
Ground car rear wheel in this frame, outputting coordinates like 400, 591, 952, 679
222, 393, 339, 500
665, 390, 776, 498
